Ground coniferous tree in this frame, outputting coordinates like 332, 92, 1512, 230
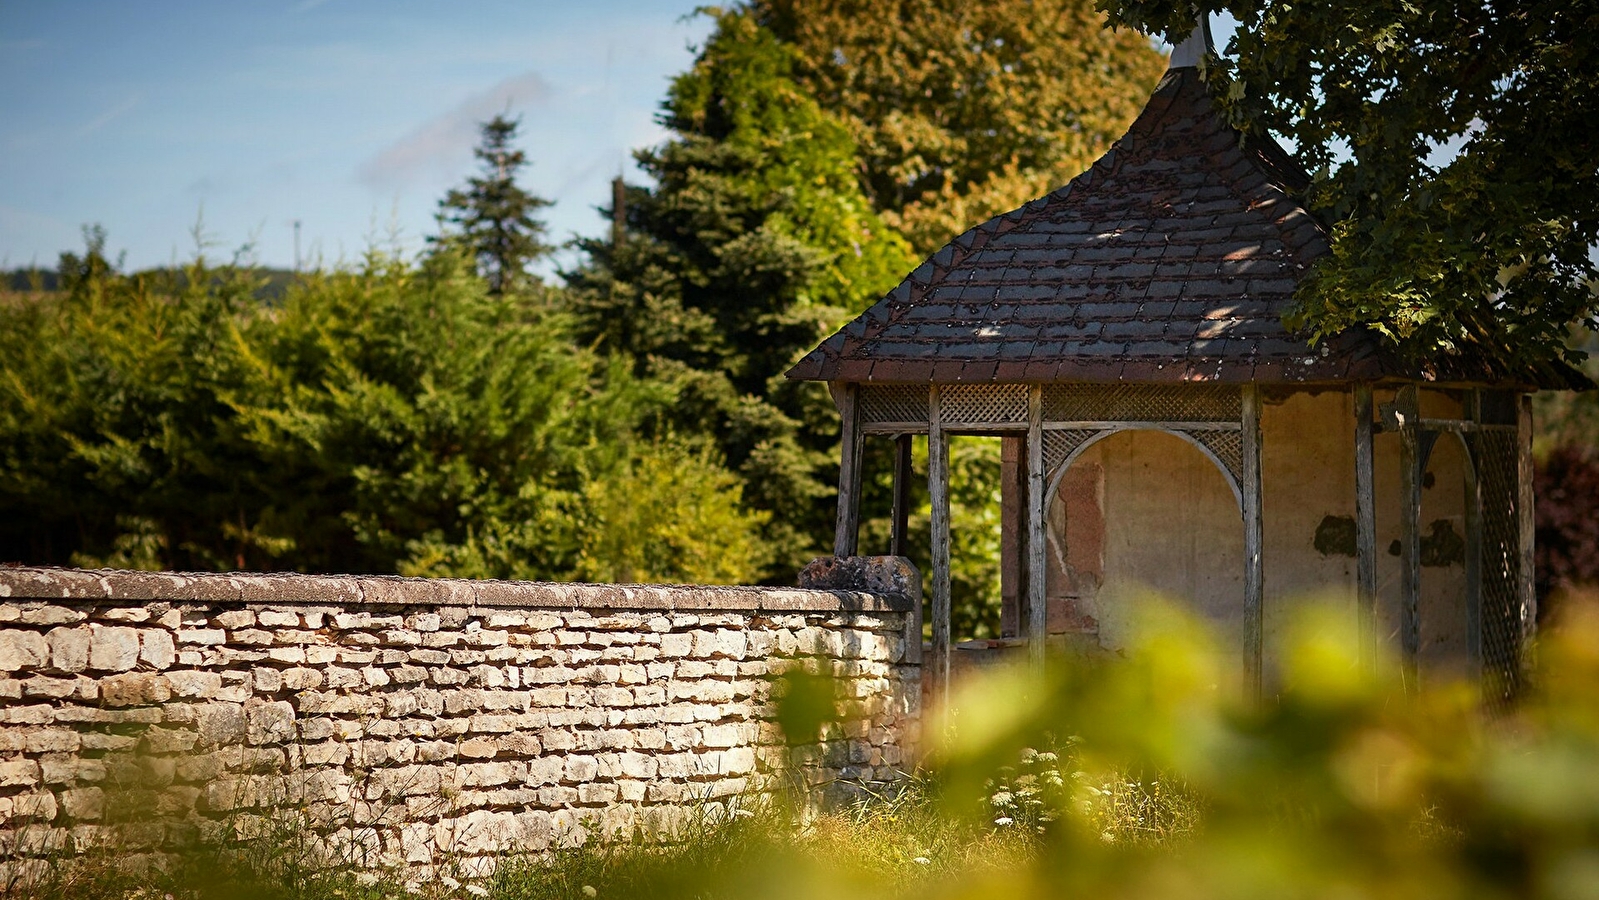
435, 115, 553, 295
564, 9, 917, 578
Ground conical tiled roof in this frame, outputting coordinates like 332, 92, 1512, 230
788, 58, 1584, 389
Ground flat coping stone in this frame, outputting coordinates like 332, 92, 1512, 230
0, 566, 916, 613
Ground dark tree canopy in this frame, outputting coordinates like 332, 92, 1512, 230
435, 114, 553, 295
1103, 1, 1599, 370
756, 0, 1167, 254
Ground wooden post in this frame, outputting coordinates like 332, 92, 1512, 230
1241, 384, 1264, 697
1463, 433, 1484, 680
1027, 385, 1047, 674
928, 386, 952, 711
833, 383, 862, 558
1354, 384, 1378, 670
1518, 393, 1537, 645
999, 437, 1024, 637
1397, 384, 1421, 685
890, 434, 912, 558
611, 176, 627, 248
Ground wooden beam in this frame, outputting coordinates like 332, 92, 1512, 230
1518, 393, 1537, 646
1241, 384, 1264, 697
1397, 384, 1421, 686
1463, 433, 1484, 681
1027, 385, 1047, 674
1354, 384, 1378, 670
890, 433, 912, 559
928, 386, 952, 711
999, 436, 1023, 637
832, 383, 862, 558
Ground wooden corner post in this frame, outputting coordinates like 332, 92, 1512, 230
833, 382, 862, 558
1241, 384, 1264, 698
1396, 384, 1421, 686
927, 386, 952, 711
1353, 384, 1377, 669
1518, 393, 1537, 646
890, 434, 912, 558
1026, 385, 1047, 674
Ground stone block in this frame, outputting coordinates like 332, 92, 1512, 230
458, 737, 499, 759
22, 675, 76, 699
0, 630, 49, 672
0, 759, 41, 787
213, 610, 256, 629
176, 628, 225, 646
45, 627, 90, 673
138, 629, 175, 669
101, 673, 172, 707
166, 670, 222, 699
659, 633, 692, 658
619, 752, 657, 779
196, 702, 245, 745
61, 786, 104, 820
20, 605, 86, 626
257, 610, 299, 627
559, 754, 597, 783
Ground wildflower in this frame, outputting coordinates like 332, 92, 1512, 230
913, 856, 932, 865
583, 885, 598, 898
994, 816, 1014, 826
466, 887, 489, 898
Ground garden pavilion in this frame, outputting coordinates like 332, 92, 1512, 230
787, 23, 1586, 705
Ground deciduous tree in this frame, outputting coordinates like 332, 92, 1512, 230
1104, 0, 1599, 370
756, 0, 1167, 253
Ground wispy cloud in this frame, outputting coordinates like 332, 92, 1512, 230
357, 72, 550, 190
75, 93, 142, 138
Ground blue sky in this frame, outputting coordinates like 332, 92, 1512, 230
0, 1, 715, 275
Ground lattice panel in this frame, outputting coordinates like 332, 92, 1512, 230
1043, 383, 1240, 423
859, 385, 928, 425
1042, 430, 1101, 473
1474, 429, 1523, 710
1193, 429, 1244, 485
942, 383, 1028, 424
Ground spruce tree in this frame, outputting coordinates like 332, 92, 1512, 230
435, 115, 553, 295
564, 9, 916, 578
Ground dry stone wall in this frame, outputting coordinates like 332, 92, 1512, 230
0, 565, 919, 880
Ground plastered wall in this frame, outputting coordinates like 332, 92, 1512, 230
1040, 388, 1473, 674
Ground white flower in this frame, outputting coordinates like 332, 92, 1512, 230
583, 885, 598, 898
993, 816, 1014, 827
913, 856, 931, 865
466, 886, 489, 898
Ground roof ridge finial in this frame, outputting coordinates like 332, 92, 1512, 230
1168, 13, 1214, 69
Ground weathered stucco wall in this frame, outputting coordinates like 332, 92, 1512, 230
1037, 388, 1473, 676
1046, 430, 1245, 654
0, 565, 919, 881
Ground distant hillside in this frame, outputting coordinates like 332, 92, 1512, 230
4, 266, 299, 301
